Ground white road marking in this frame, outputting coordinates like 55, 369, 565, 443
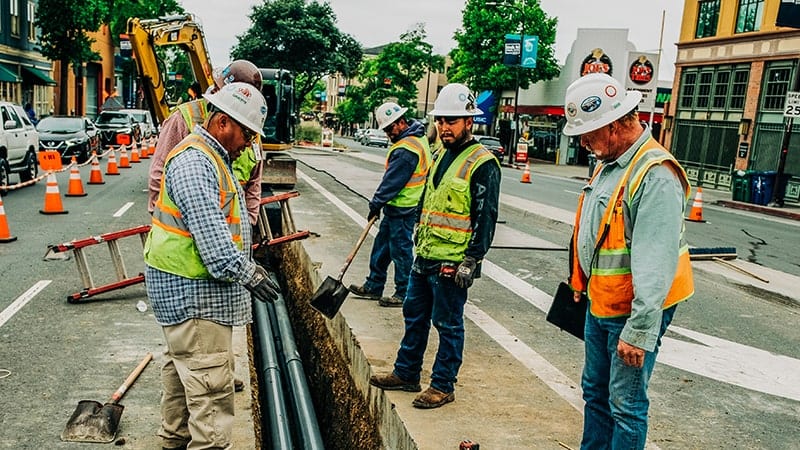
0, 281, 51, 328
113, 202, 135, 217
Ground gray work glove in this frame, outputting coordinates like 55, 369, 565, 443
454, 256, 478, 289
245, 265, 280, 303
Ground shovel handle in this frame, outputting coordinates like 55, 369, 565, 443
109, 352, 153, 404
337, 216, 378, 281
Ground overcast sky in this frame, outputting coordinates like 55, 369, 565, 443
188, 0, 684, 81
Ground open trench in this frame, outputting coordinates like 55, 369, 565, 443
245, 238, 417, 450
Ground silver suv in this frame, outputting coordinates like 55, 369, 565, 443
0, 102, 39, 192
120, 109, 156, 140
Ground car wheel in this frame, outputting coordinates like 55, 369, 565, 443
77, 149, 90, 164
18, 151, 38, 183
0, 158, 10, 194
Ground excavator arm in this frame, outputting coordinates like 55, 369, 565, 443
126, 15, 215, 127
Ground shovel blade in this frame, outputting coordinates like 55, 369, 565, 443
310, 276, 351, 319
61, 400, 124, 443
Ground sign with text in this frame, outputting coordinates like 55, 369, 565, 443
504, 34, 539, 68
783, 91, 800, 118
503, 34, 521, 66
624, 52, 659, 111
38, 151, 63, 171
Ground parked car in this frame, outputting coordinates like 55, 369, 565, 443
473, 135, 505, 160
94, 110, 141, 148
353, 128, 367, 142
37, 116, 101, 164
360, 128, 389, 148
120, 108, 156, 140
0, 101, 39, 191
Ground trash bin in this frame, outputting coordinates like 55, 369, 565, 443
731, 170, 752, 203
751, 170, 777, 206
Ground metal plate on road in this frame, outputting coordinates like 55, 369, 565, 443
784, 91, 800, 117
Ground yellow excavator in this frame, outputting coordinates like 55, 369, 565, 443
126, 14, 297, 186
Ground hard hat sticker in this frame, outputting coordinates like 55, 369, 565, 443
566, 103, 577, 117
581, 96, 602, 113
605, 85, 617, 98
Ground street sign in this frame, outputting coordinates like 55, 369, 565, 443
783, 91, 800, 118
521, 35, 538, 69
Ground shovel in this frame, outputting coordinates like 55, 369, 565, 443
310, 216, 377, 319
61, 352, 153, 443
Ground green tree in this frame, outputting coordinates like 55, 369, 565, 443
231, 0, 362, 113
36, 0, 108, 114
105, 0, 184, 44
335, 85, 370, 131
361, 24, 445, 118
449, 0, 559, 97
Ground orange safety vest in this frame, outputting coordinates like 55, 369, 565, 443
569, 137, 694, 318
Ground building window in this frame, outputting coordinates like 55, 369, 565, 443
712, 70, 730, 109
11, 0, 20, 36
730, 69, 749, 109
27, 2, 36, 41
678, 64, 750, 113
736, 0, 764, 33
762, 65, 792, 110
696, 0, 720, 38
681, 72, 697, 108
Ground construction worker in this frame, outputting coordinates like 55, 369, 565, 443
348, 101, 432, 307
369, 83, 501, 409
562, 73, 694, 449
144, 82, 279, 450
148, 60, 264, 226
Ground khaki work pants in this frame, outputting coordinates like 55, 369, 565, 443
158, 319, 235, 450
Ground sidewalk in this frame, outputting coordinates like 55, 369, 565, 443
523, 159, 800, 222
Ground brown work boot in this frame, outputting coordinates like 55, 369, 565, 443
369, 372, 421, 392
348, 284, 381, 300
412, 387, 455, 409
378, 294, 403, 307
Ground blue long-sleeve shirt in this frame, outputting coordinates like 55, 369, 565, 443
369, 120, 426, 218
576, 127, 686, 351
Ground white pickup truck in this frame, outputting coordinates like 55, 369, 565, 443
0, 102, 39, 193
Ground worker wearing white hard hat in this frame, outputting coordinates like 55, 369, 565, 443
563, 72, 694, 450
144, 81, 278, 449
369, 84, 500, 410
349, 101, 432, 307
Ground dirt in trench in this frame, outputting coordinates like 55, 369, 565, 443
248, 242, 383, 450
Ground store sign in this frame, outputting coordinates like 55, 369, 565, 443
580, 48, 613, 76
625, 52, 658, 111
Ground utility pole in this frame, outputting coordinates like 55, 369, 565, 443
770, 59, 800, 207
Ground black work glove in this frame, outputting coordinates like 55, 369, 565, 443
454, 256, 478, 289
367, 204, 381, 222
245, 265, 280, 303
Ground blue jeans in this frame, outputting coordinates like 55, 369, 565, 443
362, 214, 415, 298
393, 266, 467, 393
581, 306, 676, 450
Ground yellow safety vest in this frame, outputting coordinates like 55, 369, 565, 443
569, 137, 694, 317
415, 143, 499, 262
386, 135, 432, 208
144, 134, 243, 279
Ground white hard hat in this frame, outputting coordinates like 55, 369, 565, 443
204, 82, 268, 136
429, 83, 483, 117
375, 101, 408, 130
562, 73, 642, 136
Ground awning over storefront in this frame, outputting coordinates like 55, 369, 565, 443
0, 63, 21, 83
23, 66, 57, 86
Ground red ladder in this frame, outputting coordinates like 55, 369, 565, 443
255, 191, 310, 248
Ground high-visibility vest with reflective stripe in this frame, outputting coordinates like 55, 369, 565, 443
178, 98, 259, 187
386, 135, 432, 208
144, 134, 243, 279
178, 99, 208, 129
416, 143, 499, 262
569, 137, 694, 318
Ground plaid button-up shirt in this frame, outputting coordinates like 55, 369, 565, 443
145, 126, 257, 326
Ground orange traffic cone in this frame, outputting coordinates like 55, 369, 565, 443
0, 194, 17, 243
119, 145, 131, 168
88, 151, 105, 184
40, 172, 68, 215
149, 137, 156, 157
106, 148, 120, 175
520, 161, 532, 184
65, 157, 87, 197
140, 139, 150, 159
685, 187, 705, 222
130, 141, 141, 163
